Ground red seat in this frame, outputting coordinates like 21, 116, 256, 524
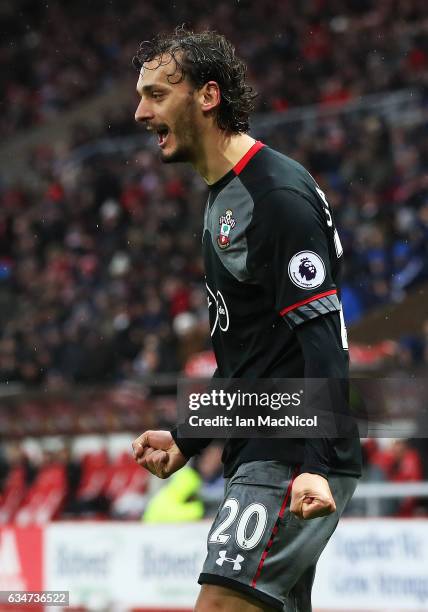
14, 463, 67, 525
75, 450, 109, 500
104, 452, 149, 501
0, 465, 27, 523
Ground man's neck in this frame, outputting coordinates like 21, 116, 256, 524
192, 131, 256, 185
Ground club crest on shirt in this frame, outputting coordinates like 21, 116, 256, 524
288, 251, 326, 289
217, 209, 236, 249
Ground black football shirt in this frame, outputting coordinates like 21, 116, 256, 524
176, 141, 361, 478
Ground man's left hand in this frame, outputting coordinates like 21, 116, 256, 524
290, 472, 336, 519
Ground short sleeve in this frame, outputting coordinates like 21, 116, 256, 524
246, 188, 341, 329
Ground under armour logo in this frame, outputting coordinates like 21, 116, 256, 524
216, 550, 244, 571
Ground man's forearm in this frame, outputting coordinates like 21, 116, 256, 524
170, 426, 212, 459
170, 368, 219, 459
295, 312, 349, 477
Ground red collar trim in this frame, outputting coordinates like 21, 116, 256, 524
233, 141, 265, 175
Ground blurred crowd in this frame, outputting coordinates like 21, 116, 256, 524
2, 0, 428, 139
0, 0, 428, 387
0, 435, 224, 523
1, 103, 428, 385
0, 144, 210, 386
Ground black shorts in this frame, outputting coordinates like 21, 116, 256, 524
199, 461, 357, 611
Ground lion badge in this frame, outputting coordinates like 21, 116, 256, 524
288, 251, 326, 289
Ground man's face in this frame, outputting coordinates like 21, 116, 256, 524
135, 55, 200, 163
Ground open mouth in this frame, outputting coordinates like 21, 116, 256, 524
156, 127, 169, 148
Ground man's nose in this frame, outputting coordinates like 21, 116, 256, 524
135, 98, 154, 123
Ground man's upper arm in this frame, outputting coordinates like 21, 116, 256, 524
246, 187, 348, 477
246, 187, 341, 329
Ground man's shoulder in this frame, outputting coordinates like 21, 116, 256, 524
258, 145, 309, 177
239, 145, 316, 203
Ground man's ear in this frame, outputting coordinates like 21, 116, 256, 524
198, 80, 221, 113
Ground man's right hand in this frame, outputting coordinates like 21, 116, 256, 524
132, 430, 188, 479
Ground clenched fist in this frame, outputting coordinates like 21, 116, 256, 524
132, 430, 187, 479
290, 473, 336, 520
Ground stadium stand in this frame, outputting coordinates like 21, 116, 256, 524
0, 84, 427, 386
2, 0, 428, 138
0, 433, 426, 521
0, 0, 427, 525
0, 93, 427, 385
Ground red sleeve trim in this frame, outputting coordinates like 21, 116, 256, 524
233, 141, 265, 175
279, 289, 337, 317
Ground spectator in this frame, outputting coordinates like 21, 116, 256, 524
369, 439, 424, 516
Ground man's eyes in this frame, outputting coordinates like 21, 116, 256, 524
135, 90, 166, 100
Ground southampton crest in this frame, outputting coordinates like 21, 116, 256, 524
217, 209, 236, 249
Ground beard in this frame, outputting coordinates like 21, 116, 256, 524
159, 99, 199, 164
159, 142, 194, 164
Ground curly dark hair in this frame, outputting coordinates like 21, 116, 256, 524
132, 27, 257, 134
